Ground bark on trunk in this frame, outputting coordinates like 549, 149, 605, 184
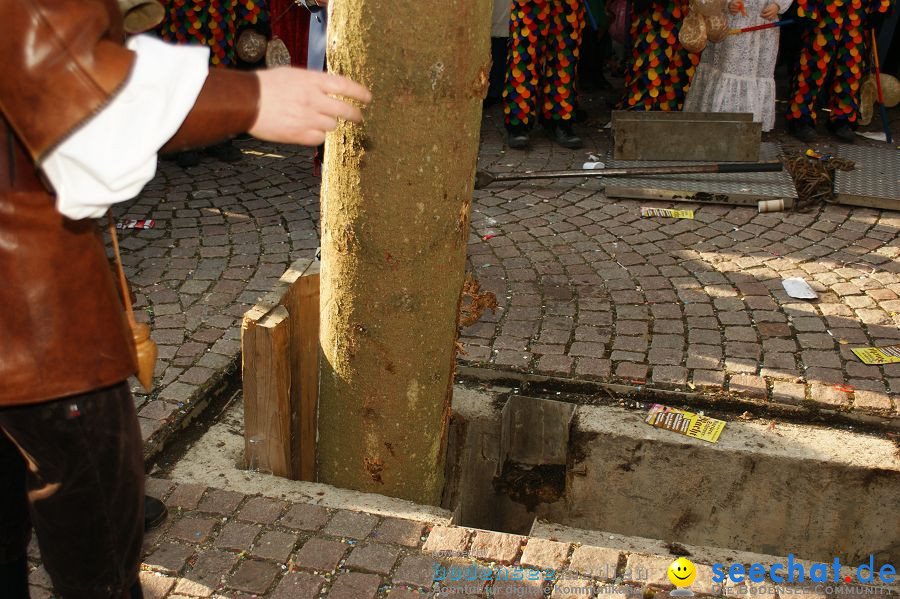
317, 0, 492, 504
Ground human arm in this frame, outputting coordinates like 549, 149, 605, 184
728, 1, 748, 15
1, 0, 369, 219
760, 2, 780, 19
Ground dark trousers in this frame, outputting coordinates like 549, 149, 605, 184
0, 382, 144, 599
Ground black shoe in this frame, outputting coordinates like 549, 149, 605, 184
546, 122, 583, 149
507, 128, 530, 149
206, 140, 244, 163
176, 150, 200, 168
827, 121, 855, 143
144, 495, 168, 532
0, 556, 28, 598
789, 122, 816, 143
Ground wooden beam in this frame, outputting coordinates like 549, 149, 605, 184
613, 111, 761, 162
612, 110, 753, 123
500, 396, 575, 470
242, 305, 292, 478
242, 257, 321, 481
603, 185, 794, 209
279, 261, 320, 481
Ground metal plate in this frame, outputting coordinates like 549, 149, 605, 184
602, 143, 797, 207
833, 144, 900, 211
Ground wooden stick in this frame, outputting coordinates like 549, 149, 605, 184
728, 19, 793, 35
475, 161, 783, 189
870, 29, 893, 144
107, 214, 136, 327
242, 306, 293, 478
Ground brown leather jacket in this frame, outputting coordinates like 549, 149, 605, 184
0, 0, 261, 406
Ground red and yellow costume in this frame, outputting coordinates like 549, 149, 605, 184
502, 0, 586, 128
621, 0, 701, 111
159, 0, 268, 67
787, 0, 893, 126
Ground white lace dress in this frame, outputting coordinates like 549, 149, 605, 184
683, 0, 792, 131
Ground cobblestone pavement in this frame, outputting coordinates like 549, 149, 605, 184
27, 478, 876, 598
117, 105, 898, 453
112, 143, 322, 449
462, 107, 900, 420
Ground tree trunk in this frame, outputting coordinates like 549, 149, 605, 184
317, 0, 491, 504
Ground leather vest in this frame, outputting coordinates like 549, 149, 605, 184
0, 121, 137, 406
0, 0, 259, 406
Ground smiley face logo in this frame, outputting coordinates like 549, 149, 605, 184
668, 557, 697, 588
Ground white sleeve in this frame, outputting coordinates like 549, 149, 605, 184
42, 35, 211, 221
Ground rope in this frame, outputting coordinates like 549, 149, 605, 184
783, 154, 855, 212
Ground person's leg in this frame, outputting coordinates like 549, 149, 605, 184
668, 3, 701, 113
486, 36, 509, 105
540, 0, 586, 147
503, 0, 551, 145
0, 383, 144, 599
787, 17, 837, 138
825, 19, 864, 141
0, 432, 30, 598
622, 1, 683, 110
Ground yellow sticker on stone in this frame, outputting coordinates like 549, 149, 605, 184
851, 345, 900, 365
645, 404, 725, 443
640, 207, 695, 219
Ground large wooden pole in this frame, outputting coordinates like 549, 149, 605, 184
317, 0, 491, 504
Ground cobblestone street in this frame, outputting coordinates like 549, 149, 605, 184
465, 110, 900, 418
28, 478, 872, 599
118, 105, 898, 455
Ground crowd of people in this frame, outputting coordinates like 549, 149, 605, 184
0, 1, 896, 598
487, 0, 895, 148
133, 0, 895, 155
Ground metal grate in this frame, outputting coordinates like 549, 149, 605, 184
601, 143, 797, 207
833, 144, 900, 211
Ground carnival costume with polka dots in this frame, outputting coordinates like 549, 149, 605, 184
159, 0, 267, 67
502, 0, 586, 129
621, 0, 700, 111
787, 0, 892, 126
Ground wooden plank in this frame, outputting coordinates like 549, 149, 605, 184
241, 256, 319, 481
242, 257, 313, 323
500, 396, 575, 469
279, 261, 320, 481
603, 185, 794, 209
242, 305, 292, 478
612, 110, 753, 124
613, 119, 761, 162
833, 193, 900, 211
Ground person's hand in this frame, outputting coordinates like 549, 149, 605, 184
250, 68, 371, 146
760, 2, 779, 19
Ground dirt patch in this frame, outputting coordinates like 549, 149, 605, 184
493, 462, 566, 512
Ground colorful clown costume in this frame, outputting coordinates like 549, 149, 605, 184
502, 0, 586, 129
159, 0, 268, 67
787, 0, 893, 127
621, 0, 700, 111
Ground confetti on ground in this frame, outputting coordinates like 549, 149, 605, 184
117, 219, 155, 229
644, 404, 726, 443
782, 277, 818, 300
482, 234, 497, 241
640, 207, 694, 219
851, 345, 900, 365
